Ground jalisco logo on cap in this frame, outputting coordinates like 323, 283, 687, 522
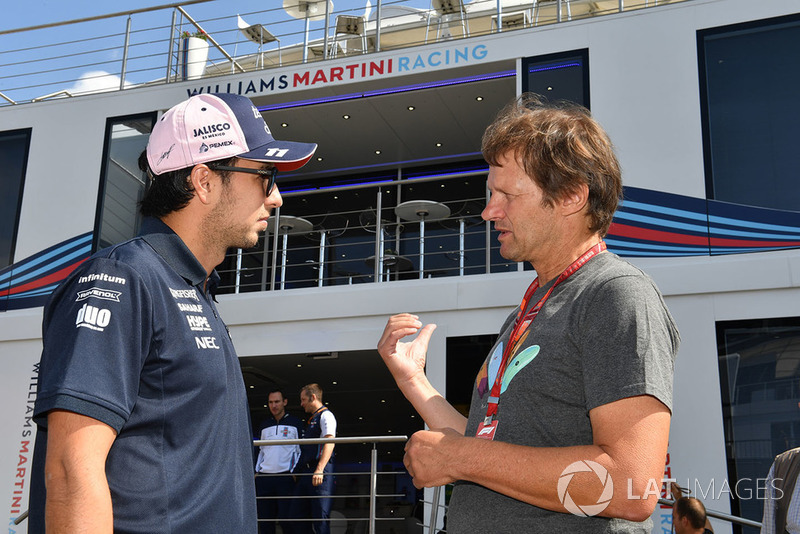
146, 93, 317, 174
193, 123, 232, 138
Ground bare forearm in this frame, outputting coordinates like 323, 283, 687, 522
316, 442, 334, 472
398, 373, 467, 434
44, 411, 117, 533
450, 439, 657, 521
46, 472, 113, 533
405, 397, 671, 522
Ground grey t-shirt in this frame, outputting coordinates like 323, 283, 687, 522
447, 252, 679, 533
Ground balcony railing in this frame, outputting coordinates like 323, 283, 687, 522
0, 0, 689, 106
215, 168, 531, 294
255, 434, 421, 533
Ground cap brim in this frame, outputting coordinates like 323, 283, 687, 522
238, 140, 318, 172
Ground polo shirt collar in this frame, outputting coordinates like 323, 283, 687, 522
139, 217, 218, 289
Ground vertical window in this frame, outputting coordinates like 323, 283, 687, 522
521, 49, 590, 108
95, 114, 156, 250
0, 128, 31, 269
699, 15, 800, 210
717, 317, 800, 531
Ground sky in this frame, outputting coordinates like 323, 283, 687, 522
1, 0, 429, 103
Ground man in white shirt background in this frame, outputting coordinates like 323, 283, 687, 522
255, 389, 304, 534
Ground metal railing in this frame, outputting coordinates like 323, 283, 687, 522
215, 169, 531, 294
255, 435, 426, 533
0, 0, 689, 106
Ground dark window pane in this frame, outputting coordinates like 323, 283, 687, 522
521, 49, 590, 108
0, 129, 31, 269
717, 317, 800, 533
95, 114, 155, 250
700, 15, 800, 210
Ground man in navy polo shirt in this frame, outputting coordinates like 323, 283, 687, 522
297, 383, 337, 534
29, 93, 317, 533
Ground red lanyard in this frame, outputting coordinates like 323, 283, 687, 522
484, 241, 606, 424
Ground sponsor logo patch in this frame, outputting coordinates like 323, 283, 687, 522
75, 303, 112, 332
195, 336, 220, 349
193, 123, 232, 138
76, 287, 123, 303
78, 273, 127, 285
169, 288, 200, 301
186, 315, 212, 332
177, 302, 203, 313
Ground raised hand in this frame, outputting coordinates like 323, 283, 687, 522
377, 313, 437, 386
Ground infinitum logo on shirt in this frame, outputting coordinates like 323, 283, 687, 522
75, 303, 112, 332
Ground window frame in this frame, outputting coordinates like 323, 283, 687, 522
93, 112, 157, 252
0, 127, 32, 269
520, 48, 590, 109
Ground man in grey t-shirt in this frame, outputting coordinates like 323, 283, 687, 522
377, 95, 679, 532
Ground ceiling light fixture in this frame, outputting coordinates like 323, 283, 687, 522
281, 122, 288, 127
476, 96, 484, 101
258, 71, 514, 111
343, 114, 350, 119
307, 352, 339, 360
407, 106, 415, 111
375, 150, 381, 155
436, 143, 442, 147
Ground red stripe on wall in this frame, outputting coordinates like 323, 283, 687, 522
0, 259, 87, 298
609, 223, 800, 249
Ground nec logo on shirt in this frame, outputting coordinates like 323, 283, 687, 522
186, 315, 212, 331
195, 336, 219, 349
75, 303, 112, 332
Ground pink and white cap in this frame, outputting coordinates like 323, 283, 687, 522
146, 93, 317, 175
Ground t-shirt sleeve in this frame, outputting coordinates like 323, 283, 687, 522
33, 257, 153, 432
320, 411, 337, 437
578, 273, 679, 412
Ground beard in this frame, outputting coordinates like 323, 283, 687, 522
201, 185, 263, 251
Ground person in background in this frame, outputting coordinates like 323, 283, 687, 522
297, 383, 337, 534
761, 446, 800, 534
28, 92, 316, 533
378, 94, 679, 533
255, 389, 305, 534
673, 496, 714, 534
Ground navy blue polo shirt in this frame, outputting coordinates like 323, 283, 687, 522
29, 218, 257, 534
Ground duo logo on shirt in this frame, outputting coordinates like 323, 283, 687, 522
75, 303, 112, 332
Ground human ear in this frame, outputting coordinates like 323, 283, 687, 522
190, 164, 214, 205
561, 183, 589, 216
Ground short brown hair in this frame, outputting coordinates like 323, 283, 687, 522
481, 94, 622, 236
302, 383, 323, 402
674, 497, 707, 529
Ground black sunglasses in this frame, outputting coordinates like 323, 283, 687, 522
209, 165, 278, 196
